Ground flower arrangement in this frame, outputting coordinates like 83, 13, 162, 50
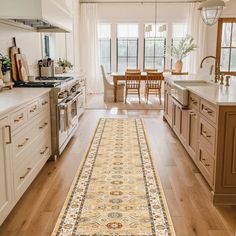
170, 35, 197, 62
57, 58, 73, 73
0, 54, 11, 75
168, 35, 197, 72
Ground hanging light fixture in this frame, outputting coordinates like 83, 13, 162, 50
198, 0, 225, 26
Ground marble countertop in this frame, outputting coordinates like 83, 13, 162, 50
0, 88, 51, 116
54, 70, 86, 78
164, 74, 236, 106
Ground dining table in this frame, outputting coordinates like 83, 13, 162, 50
111, 72, 150, 102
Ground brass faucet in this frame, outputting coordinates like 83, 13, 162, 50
200, 56, 220, 83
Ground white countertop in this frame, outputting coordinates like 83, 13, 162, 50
54, 70, 86, 78
164, 74, 236, 106
0, 88, 51, 116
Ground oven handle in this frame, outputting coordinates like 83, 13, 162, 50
67, 92, 81, 105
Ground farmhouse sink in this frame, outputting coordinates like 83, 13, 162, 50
171, 80, 215, 106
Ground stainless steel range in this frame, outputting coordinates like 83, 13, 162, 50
49, 76, 85, 158
15, 75, 86, 158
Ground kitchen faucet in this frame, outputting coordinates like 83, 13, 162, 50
200, 56, 220, 83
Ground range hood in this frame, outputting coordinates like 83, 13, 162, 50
0, 0, 73, 32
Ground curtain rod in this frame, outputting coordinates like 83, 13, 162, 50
80, 0, 200, 3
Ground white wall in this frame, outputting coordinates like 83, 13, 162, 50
0, 23, 42, 75
206, 0, 236, 57
0, 0, 80, 76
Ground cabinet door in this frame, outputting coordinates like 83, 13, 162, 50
180, 109, 189, 145
0, 117, 12, 225
188, 110, 198, 161
173, 103, 181, 135
165, 93, 174, 126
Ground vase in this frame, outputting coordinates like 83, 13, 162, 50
175, 60, 183, 73
3, 71, 11, 83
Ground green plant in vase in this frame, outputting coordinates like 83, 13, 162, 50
57, 58, 73, 73
169, 35, 197, 73
0, 54, 12, 83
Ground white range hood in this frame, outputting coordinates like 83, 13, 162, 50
0, 0, 73, 32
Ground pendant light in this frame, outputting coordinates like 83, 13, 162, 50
198, 0, 225, 26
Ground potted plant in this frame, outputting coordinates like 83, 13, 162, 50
169, 35, 197, 73
0, 54, 11, 82
57, 58, 73, 73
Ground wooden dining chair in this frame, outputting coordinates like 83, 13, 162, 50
125, 72, 141, 104
145, 72, 164, 104
172, 72, 189, 75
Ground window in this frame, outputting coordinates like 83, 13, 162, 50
98, 23, 111, 73
144, 23, 167, 71
117, 23, 138, 72
217, 18, 236, 75
171, 23, 187, 70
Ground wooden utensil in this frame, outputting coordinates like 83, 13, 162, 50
9, 37, 19, 81
15, 51, 30, 81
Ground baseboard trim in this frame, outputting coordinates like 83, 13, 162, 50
212, 192, 236, 205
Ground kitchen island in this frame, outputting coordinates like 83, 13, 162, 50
164, 75, 236, 205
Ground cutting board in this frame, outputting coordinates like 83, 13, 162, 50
15, 53, 30, 81
9, 37, 19, 81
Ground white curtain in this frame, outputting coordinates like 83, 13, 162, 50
79, 4, 103, 93
187, 3, 207, 74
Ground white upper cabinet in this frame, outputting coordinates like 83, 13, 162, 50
0, 0, 73, 32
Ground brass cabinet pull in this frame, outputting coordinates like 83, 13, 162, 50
202, 130, 211, 138
40, 146, 48, 155
42, 101, 48, 106
190, 97, 197, 105
190, 112, 197, 117
30, 106, 37, 113
14, 114, 23, 123
5, 125, 12, 144
20, 168, 31, 180
39, 122, 48, 129
202, 107, 213, 115
18, 138, 29, 148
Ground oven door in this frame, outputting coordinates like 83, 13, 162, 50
67, 92, 80, 135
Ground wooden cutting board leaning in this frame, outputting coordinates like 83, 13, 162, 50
15, 51, 30, 81
9, 37, 19, 81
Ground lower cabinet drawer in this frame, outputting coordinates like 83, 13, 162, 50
199, 117, 216, 156
12, 113, 50, 167
198, 144, 215, 187
13, 130, 51, 199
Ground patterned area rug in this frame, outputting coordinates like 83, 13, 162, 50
52, 118, 175, 236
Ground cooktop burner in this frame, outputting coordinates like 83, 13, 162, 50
14, 81, 60, 88
36, 76, 73, 82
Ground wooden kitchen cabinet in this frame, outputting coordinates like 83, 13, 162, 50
164, 83, 236, 204
0, 117, 13, 225
187, 109, 198, 161
164, 81, 173, 127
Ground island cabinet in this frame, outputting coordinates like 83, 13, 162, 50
0, 92, 51, 225
164, 87, 236, 204
164, 81, 174, 126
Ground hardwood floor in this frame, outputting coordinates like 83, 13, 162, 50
0, 108, 236, 236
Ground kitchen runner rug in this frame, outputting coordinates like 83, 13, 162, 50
52, 118, 175, 236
